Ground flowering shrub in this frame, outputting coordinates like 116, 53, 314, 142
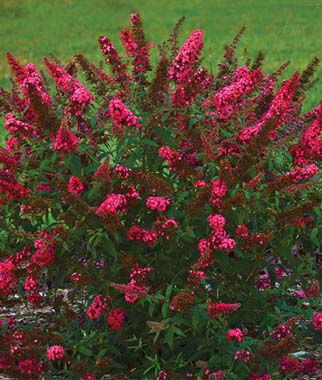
0, 14, 321, 380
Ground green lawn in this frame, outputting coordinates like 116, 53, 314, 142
0, 0, 321, 110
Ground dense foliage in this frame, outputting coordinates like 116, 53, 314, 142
0, 14, 321, 380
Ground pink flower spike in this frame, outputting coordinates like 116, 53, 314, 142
67, 176, 84, 195
46, 345, 64, 361
52, 123, 79, 153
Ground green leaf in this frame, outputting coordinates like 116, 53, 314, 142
173, 327, 186, 337
155, 127, 174, 146
310, 227, 319, 246
165, 326, 175, 349
161, 112, 170, 122
189, 117, 198, 128
40, 159, 56, 172
84, 161, 100, 175
90, 116, 98, 128
78, 345, 92, 357
314, 207, 321, 223
97, 348, 108, 359
69, 155, 83, 176
161, 302, 169, 318
104, 236, 118, 259
141, 138, 159, 147
153, 330, 161, 344
165, 284, 173, 299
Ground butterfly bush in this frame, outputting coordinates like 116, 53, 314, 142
0, 13, 321, 380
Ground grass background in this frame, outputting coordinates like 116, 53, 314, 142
0, 0, 321, 110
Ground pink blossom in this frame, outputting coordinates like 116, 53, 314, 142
0, 172, 30, 204
158, 146, 182, 171
216, 141, 242, 158
107, 307, 126, 331
265, 72, 299, 121
0, 272, 17, 297
299, 359, 320, 374
114, 164, 132, 179
211, 179, 227, 198
6, 137, 20, 152
234, 349, 251, 363
226, 328, 244, 342
142, 229, 158, 247
249, 372, 271, 380
211, 230, 236, 253
121, 13, 151, 76
0, 259, 15, 275
4, 113, 37, 137
187, 270, 207, 286
18, 359, 43, 376
293, 289, 307, 298
157, 218, 179, 239
213, 66, 262, 120
270, 323, 292, 341
86, 294, 110, 319
7, 53, 51, 106
96, 193, 127, 218
31, 231, 56, 267
71, 272, 82, 282
27, 292, 44, 306
286, 163, 319, 183
238, 124, 262, 144
157, 370, 168, 380
146, 196, 171, 211
275, 267, 286, 280
194, 180, 207, 188
44, 57, 93, 116
255, 273, 271, 290
23, 63, 52, 104
280, 357, 299, 374
99, 35, 129, 84
291, 104, 322, 165
169, 29, 204, 83
245, 173, 263, 188
207, 302, 240, 318
127, 225, 145, 241
198, 238, 210, 253
0, 357, 11, 370
121, 29, 137, 57
46, 345, 65, 361
124, 185, 140, 199
111, 280, 147, 303
0, 150, 18, 171
127, 225, 158, 247
37, 183, 51, 192
67, 176, 84, 195
208, 214, 226, 230
24, 277, 37, 291
238, 72, 300, 144
218, 238, 237, 253
108, 97, 141, 135
292, 216, 314, 229
212, 198, 223, 208
80, 373, 97, 380
52, 124, 79, 153
236, 224, 249, 237
130, 265, 152, 284
312, 312, 322, 331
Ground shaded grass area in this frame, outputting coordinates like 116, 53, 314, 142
0, 0, 321, 108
